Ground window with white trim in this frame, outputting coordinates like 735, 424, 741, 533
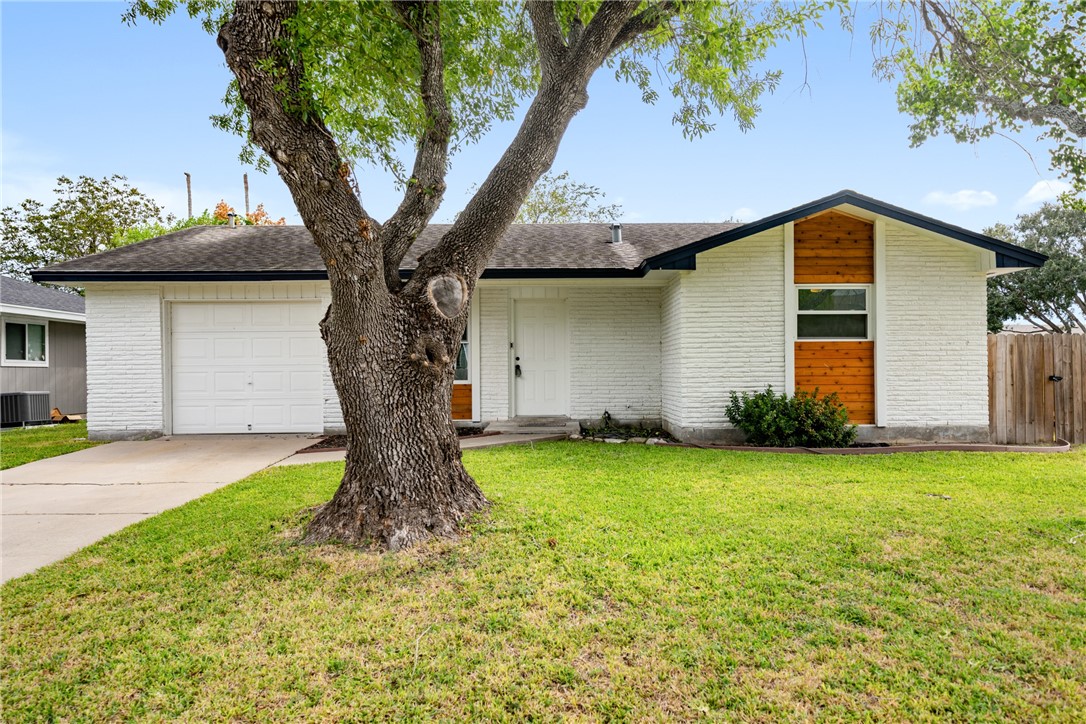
454, 325, 469, 381
796, 286, 869, 340
3, 319, 48, 365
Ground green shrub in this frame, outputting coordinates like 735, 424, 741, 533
725, 386, 857, 448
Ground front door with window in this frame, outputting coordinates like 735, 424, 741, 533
513, 300, 567, 416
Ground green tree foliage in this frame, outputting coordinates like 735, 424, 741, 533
876, 0, 1086, 205
514, 172, 621, 224
1, 175, 164, 279
985, 204, 1086, 333
128, 1, 825, 180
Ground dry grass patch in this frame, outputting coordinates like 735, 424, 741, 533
2, 444, 1085, 721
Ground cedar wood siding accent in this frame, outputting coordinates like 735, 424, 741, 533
452, 384, 472, 420
794, 341, 875, 424
793, 212, 875, 424
793, 210, 874, 284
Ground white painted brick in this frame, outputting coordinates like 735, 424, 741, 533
883, 225, 988, 426
662, 230, 786, 429
478, 287, 510, 420
84, 284, 165, 438
566, 287, 661, 423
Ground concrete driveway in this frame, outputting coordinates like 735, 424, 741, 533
1, 435, 308, 583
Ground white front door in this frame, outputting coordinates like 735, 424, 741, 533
514, 300, 568, 416
171, 302, 324, 433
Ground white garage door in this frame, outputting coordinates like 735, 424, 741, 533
171, 302, 324, 434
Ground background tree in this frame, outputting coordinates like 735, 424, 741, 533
1, 174, 164, 279
131, 0, 824, 550
986, 204, 1086, 333
514, 171, 621, 224
212, 198, 286, 225
875, 0, 1086, 205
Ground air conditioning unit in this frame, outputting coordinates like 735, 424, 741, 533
0, 391, 51, 427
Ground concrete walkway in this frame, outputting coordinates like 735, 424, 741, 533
273, 432, 566, 466
1, 435, 307, 583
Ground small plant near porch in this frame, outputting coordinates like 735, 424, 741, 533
726, 386, 857, 447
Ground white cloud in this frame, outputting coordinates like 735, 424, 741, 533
922, 189, 998, 211
728, 207, 757, 222
1015, 179, 1072, 209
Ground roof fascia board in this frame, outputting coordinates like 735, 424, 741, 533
35, 267, 650, 285
641, 191, 1047, 271
0, 303, 86, 323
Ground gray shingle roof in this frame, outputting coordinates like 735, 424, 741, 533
0, 276, 85, 315
32, 222, 741, 280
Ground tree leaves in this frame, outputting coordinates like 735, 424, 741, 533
514, 171, 621, 224
1, 175, 164, 280
128, 1, 827, 184
880, 0, 1086, 206
986, 204, 1086, 333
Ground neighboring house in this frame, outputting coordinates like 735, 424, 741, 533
33, 190, 1045, 443
0, 276, 88, 414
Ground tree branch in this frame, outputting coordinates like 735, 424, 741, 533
380, 0, 453, 291
403, 1, 641, 296
527, 1, 567, 79
983, 96, 1086, 139
607, 1, 678, 56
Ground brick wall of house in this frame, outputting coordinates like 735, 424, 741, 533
84, 284, 165, 439
661, 229, 787, 431
882, 224, 989, 427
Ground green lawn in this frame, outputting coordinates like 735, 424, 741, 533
3, 444, 1084, 721
0, 421, 103, 470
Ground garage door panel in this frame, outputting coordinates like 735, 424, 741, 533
252, 304, 290, 327
251, 403, 286, 426
172, 405, 210, 430
252, 337, 287, 360
174, 371, 210, 394
288, 336, 323, 360
213, 338, 248, 360
213, 304, 247, 328
251, 370, 286, 394
171, 302, 323, 434
289, 370, 322, 393
173, 304, 211, 329
289, 304, 322, 326
213, 371, 249, 394
174, 337, 212, 363
288, 405, 324, 427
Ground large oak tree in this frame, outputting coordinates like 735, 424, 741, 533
132, 0, 822, 549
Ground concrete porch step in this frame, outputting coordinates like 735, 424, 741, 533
486, 418, 580, 436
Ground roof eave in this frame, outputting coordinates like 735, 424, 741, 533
0, 303, 86, 323
640, 190, 1048, 272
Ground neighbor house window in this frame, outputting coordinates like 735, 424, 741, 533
3, 319, 47, 365
455, 325, 469, 381
796, 287, 869, 339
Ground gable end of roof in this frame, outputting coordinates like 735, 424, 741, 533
640, 190, 1048, 272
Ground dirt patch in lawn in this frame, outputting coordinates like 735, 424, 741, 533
299, 428, 501, 453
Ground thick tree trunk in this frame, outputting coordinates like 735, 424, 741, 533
217, 0, 659, 550
305, 291, 485, 550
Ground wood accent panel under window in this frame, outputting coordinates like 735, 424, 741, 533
795, 341, 875, 424
794, 211, 874, 284
452, 383, 472, 420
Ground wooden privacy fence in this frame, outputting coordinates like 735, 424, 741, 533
988, 333, 1086, 444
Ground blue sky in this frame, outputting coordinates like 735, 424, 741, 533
1, 2, 1070, 231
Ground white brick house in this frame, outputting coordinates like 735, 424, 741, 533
34, 191, 1045, 443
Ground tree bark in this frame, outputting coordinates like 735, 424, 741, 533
217, 0, 669, 549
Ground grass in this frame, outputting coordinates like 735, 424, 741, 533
2, 444, 1084, 721
0, 421, 103, 470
